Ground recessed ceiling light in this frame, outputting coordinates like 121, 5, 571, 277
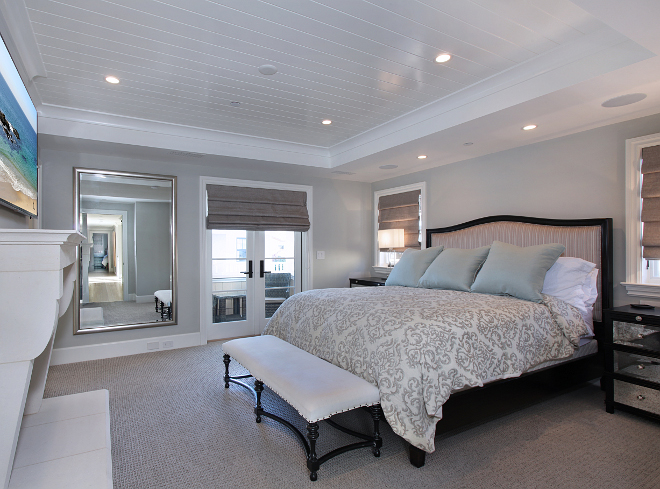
379, 164, 398, 170
463, 142, 473, 146
105, 76, 119, 84
435, 54, 451, 63
258, 64, 278, 75
522, 124, 537, 131
602, 93, 647, 108
230, 101, 241, 107
322, 119, 332, 125
417, 155, 427, 159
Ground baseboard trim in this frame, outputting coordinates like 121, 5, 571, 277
50, 332, 202, 365
135, 295, 153, 304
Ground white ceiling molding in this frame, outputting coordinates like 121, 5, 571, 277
3, 0, 660, 182
329, 28, 654, 166
572, 0, 660, 54
38, 105, 331, 168
37, 26, 653, 172
0, 0, 46, 80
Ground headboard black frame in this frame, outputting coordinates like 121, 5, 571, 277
425, 215, 614, 333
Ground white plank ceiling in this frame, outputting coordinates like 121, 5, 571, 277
5, 0, 660, 179
24, 0, 602, 146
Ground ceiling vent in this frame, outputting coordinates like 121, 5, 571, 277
170, 150, 205, 158
331, 170, 355, 175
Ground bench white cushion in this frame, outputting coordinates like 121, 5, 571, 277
154, 289, 172, 306
223, 335, 380, 423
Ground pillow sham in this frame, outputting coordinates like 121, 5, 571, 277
471, 241, 565, 302
541, 257, 598, 333
385, 246, 444, 287
542, 257, 596, 297
418, 246, 490, 291
582, 268, 599, 308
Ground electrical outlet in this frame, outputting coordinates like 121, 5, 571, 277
147, 341, 159, 351
162, 340, 174, 349
316, 251, 325, 259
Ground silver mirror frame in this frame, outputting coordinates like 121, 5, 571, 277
73, 167, 177, 334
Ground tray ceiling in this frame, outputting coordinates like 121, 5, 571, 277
4, 0, 660, 180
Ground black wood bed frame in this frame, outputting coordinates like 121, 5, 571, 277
406, 215, 614, 468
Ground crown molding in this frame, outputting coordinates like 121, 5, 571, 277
328, 28, 654, 167
0, 0, 47, 81
38, 105, 331, 168
32, 24, 655, 173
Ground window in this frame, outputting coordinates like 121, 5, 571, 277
624, 133, 660, 298
373, 183, 426, 272
236, 237, 246, 259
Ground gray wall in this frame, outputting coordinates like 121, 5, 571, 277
373, 112, 660, 308
40, 149, 373, 349
0, 204, 30, 228
135, 201, 171, 296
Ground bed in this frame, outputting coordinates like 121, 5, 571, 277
263, 215, 613, 466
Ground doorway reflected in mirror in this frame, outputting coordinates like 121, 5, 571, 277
75, 169, 177, 333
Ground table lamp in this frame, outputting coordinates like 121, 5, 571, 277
378, 229, 404, 267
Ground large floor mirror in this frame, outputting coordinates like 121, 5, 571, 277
74, 168, 177, 334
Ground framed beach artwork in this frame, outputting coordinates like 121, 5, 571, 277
0, 33, 37, 217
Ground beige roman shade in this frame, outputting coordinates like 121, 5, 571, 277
207, 184, 310, 231
642, 145, 660, 258
378, 190, 421, 249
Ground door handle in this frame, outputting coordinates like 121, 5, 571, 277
240, 260, 253, 279
259, 260, 272, 278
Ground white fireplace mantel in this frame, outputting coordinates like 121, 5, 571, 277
0, 229, 84, 489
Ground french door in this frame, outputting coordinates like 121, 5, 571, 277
208, 229, 302, 338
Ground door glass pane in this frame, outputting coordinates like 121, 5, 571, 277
264, 231, 296, 318
211, 230, 247, 323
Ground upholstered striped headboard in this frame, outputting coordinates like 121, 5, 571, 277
426, 216, 613, 324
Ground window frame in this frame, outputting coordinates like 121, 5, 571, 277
624, 132, 660, 298
373, 182, 426, 274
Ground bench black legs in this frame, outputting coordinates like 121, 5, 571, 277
369, 405, 382, 457
154, 296, 172, 320
223, 353, 383, 481
254, 380, 263, 423
306, 423, 320, 481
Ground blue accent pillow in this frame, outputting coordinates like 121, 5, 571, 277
418, 246, 491, 291
471, 241, 565, 302
385, 246, 444, 287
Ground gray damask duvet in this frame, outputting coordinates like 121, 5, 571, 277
263, 286, 589, 453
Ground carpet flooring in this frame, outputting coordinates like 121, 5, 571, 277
82, 301, 164, 326
43, 342, 660, 489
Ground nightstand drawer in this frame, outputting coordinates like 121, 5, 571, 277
614, 351, 660, 384
614, 380, 660, 415
613, 321, 660, 351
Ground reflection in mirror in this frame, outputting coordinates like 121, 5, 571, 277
74, 169, 176, 333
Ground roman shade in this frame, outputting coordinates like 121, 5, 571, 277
641, 145, 660, 258
207, 184, 310, 231
378, 190, 421, 249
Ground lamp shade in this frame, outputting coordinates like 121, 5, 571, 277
378, 228, 404, 250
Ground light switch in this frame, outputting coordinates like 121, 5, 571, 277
316, 251, 325, 259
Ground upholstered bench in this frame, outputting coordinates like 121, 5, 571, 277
154, 289, 172, 320
222, 335, 382, 481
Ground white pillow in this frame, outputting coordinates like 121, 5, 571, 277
542, 257, 598, 333
582, 268, 599, 307
542, 257, 596, 296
